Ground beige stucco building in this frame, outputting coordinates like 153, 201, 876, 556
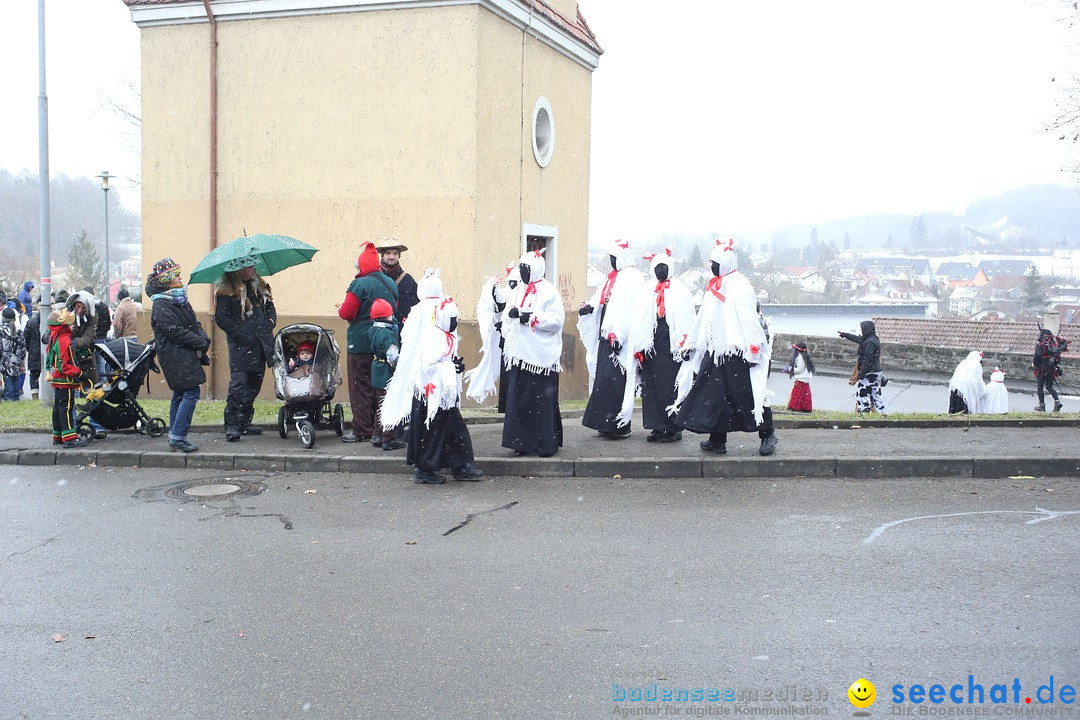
123, 0, 601, 400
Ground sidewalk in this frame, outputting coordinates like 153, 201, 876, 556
2, 408, 1078, 478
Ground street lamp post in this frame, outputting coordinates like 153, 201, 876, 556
96, 171, 114, 304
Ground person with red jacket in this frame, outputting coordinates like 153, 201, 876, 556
338, 241, 399, 443
44, 308, 89, 448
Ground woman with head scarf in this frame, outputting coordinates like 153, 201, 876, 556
948, 350, 984, 414
147, 258, 211, 453
671, 238, 776, 456
501, 248, 564, 457
627, 248, 695, 442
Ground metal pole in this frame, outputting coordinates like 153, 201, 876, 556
38, 0, 53, 407
103, 185, 110, 304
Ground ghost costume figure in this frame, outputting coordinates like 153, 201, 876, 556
983, 367, 1009, 414
577, 239, 647, 436
627, 248, 695, 442
671, 238, 776, 456
464, 260, 515, 412
380, 291, 483, 484
501, 248, 564, 457
948, 350, 984, 414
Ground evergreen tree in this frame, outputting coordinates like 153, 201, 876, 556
65, 230, 106, 292
1021, 266, 1050, 315
688, 243, 704, 268
909, 215, 929, 248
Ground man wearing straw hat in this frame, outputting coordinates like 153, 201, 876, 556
376, 238, 419, 322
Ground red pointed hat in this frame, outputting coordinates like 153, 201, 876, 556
356, 242, 380, 276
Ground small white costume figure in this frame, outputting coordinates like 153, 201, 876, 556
501, 248, 564, 457
577, 239, 647, 437
671, 238, 777, 456
948, 350, 984, 414
381, 290, 483, 484
627, 248, 695, 442
465, 260, 515, 411
983, 367, 1009, 414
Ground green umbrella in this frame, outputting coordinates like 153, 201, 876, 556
188, 234, 319, 285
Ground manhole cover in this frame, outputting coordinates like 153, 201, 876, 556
162, 479, 266, 501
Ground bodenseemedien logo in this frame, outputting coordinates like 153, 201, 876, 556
850, 678, 877, 716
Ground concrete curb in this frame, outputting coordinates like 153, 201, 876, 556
5, 447, 1078, 478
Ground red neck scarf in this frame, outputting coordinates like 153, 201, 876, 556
600, 269, 618, 305
706, 270, 736, 302
655, 279, 670, 317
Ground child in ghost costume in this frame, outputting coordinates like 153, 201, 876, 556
577, 239, 647, 437
381, 293, 483, 484
982, 367, 1009, 414
501, 248, 564, 457
627, 248, 695, 442
671, 238, 777, 456
948, 350, 984, 414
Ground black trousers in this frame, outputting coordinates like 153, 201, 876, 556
1037, 375, 1059, 404
224, 367, 265, 431
51, 385, 77, 442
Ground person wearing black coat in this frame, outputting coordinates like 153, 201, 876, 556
839, 319, 887, 416
213, 259, 277, 441
24, 304, 41, 399
147, 258, 210, 453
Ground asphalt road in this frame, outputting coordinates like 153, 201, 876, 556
2, 466, 1078, 719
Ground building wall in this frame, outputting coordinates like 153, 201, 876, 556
138, 3, 594, 401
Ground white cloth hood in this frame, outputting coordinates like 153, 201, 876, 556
416, 268, 443, 300
607, 238, 635, 272
949, 350, 985, 413
709, 238, 738, 275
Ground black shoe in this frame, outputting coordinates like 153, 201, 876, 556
646, 429, 662, 442
612, 427, 631, 439
371, 437, 383, 447
340, 434, 361, 443
169, 439, 199, 453
1034, 404, 1046, 412
1053, 402, 1063, 413
699, 440, 727, 455
759, 434, 778, 456
225, 432, 241, 442
381, 439, 406, 451
414, 470, 446, 485
93, 429, 108, 440
658, 431, 683, 443
63, 437, 90, 449
240, 426, 263, 435
453, 463, 485, 481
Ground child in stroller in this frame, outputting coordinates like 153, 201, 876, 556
273, 323, 345, 448
74, 337, 167, 440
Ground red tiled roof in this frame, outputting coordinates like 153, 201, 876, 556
873, 317, 1078, 357
120, 0, 603, 53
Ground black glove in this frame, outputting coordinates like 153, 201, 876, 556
518, 311, 532, 325
493, 321, 503, 333
680, 349, 693, 362
453, 356, 465, 374
609, 340, 622, 354
578, 304, 594, 316
508, 307, 520, 319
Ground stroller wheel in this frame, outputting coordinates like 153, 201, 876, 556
333, 404, 345, 437
77, 423, 94, 442
278, 406, 289, 439
298, 419, 316, 449
146, 418, 166, 438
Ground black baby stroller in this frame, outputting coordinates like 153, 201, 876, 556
75, 337, 167, 440
273, 323, 345, 449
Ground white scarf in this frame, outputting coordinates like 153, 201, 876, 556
502, 249, 564, 374
949, 350, 985, 413
576, 239, 646, 392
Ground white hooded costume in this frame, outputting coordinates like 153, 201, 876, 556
500, 248, 564, 456
380, 268, 444, 429
626, 248, 696, 437
672, 238, 770, 428
983, 367, 1008, 414
577, 239, 647, 431
464, 261, 514, 405
948, 350, 984, 414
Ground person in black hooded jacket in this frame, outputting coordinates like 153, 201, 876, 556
147, 258, 210, 453
839, 320, 886, 416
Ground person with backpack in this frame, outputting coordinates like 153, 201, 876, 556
1032, 328, 1070, 412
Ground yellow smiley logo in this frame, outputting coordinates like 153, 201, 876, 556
848, 678, 876, 709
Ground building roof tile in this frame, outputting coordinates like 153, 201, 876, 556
873, 316, 1078, 356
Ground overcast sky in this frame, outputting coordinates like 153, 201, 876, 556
1, 0, 1078, 244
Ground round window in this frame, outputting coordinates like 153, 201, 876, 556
532, 97, 555, 168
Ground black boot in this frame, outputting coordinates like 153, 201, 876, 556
414, 469, 446, 485
699, 432, 727, 455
